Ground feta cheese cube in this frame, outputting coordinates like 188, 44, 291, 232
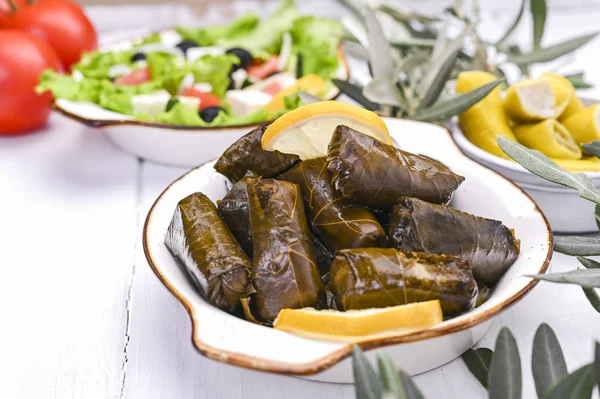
231, 68, 248, 90
131, 90, 171, 116
160, 31, 182, 47
176, 96, 201, 111
187, 47, 225, 64
177, 72, 195, 94
193, 83, 213, 93
225, 90, 272, 117
72, 69, 84, 82
108, 64, 133, 78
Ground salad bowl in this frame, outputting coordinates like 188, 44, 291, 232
51, 27, 349, 167
143, 117, 552, 383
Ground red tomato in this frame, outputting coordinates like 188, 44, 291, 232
2, 0, 97, 70
182, 88, 221, 109
0, 30, 62, 135
247, 56, 280, 81
262, 81, 283, 96
113, 68, 151, 86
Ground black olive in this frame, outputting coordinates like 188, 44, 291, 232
166, 98, 179, 112
241, 78, 253, 89
296, 53, 303, 79
176, 40, 199, 55
227, 75, 235, 90
131, 52, 146, 63
199, 107, 224, 123
225, 48, 253, 70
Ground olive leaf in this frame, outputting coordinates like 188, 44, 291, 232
378, 355, 406, 398
365, 7, 395, 81
577, 256, 600, 269
544, 364, 596, 399
342, 15, 369, 48
332, 79, 379, 111
530, 0, 547, 50
496, 0, 526, 48
378, 3, 439, 24
554, 236, 600, 256
532, 323, 568, 398
336, 0, 363, 19
364, 78, 405, 107
390, 38, 437, 49
416, 24, 474, 109
565, 73, 593, 89
399, 369, 426, 399
527, 269, 600, 289
582, 287, 600, 314
582, 141, 600, 158
498, 137, 600, 205
488, 327, 522, 399
462, 348, 494, 388
353, 346, 382, 399
410, 79, 504, 122
506, 32, 599, 64
596, 204, 600, 231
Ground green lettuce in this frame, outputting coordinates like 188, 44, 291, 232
291, 16, 344, 80
146, 52, 188, 94
74, 51, 134, 79
189, 54, 240, 97
139, 32, 161, 44
219, 0, 298, 58
176, 12, 260, 46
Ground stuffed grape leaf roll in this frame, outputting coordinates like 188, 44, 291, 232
217, 172, 334, 276
278, 157, 387, 252
330, 248, 478, 316
327, 125, 465, 207
165, 192, 250, 313
388, 197, 520, 286
214, 124, 300, 182
247, 177, 326, 321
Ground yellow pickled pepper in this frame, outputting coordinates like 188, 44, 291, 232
552, 157, 600, 172
541, 72, 585, 121
561, 104, 600, 145
456, 71, 517, 158
503, 79, 567, 123
513, 119, 582, 160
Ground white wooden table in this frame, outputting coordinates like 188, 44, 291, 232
3, 2, 600, 398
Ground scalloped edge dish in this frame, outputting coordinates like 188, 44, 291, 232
143, 117, 552, 382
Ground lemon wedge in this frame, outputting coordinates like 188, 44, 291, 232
514, 119, 582, 160
262, 101, 392, 160
561, 104, 600, 145
265, 74, 327, 113
541, 72, 585, 121
553, 157, 600, 172
455, 71, 517, 158
504, 79, 566, 122
273, 300, 443, 342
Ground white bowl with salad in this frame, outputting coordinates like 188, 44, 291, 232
38, 0, 349, 166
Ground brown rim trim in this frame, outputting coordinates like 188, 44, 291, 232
51, 32, 349, 131
142, 123, 553, 375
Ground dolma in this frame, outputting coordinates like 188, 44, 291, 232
279, 157, 387, 252
327, 125, 465, 207
214, 124, 300, 182
330, 248, 478, 316
217, 172, 334, 275
388, 197, 520, 286
165, 192, 250, 313
247, 177, 326, 321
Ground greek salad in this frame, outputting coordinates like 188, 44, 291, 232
36, 0, 345, 127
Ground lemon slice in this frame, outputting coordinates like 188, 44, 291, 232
455, 71, 517, 158
561, 104, 600, 146
273, 300, 443, 342
514, 119, 582, 160
265, 74, 327, 113
262, 101, 392, 160
504, 79, 567, 123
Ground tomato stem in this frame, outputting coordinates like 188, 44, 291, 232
7, 0, 18, 12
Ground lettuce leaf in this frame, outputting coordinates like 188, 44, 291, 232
176, 12, 260, 46
146, 52, 188, 94
189, 54, 240, 97
218, 0, 298, 57
291, 16, 344, 80
74, 51, 134, 79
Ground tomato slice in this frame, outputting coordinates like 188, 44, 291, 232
113, 68, 150, 86
247, 56, 280, 81
262, 81, 283, 96
182, 88, 221, 109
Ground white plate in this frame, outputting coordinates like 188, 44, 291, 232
53, 29, 350, 167
143, 117, 552, 383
